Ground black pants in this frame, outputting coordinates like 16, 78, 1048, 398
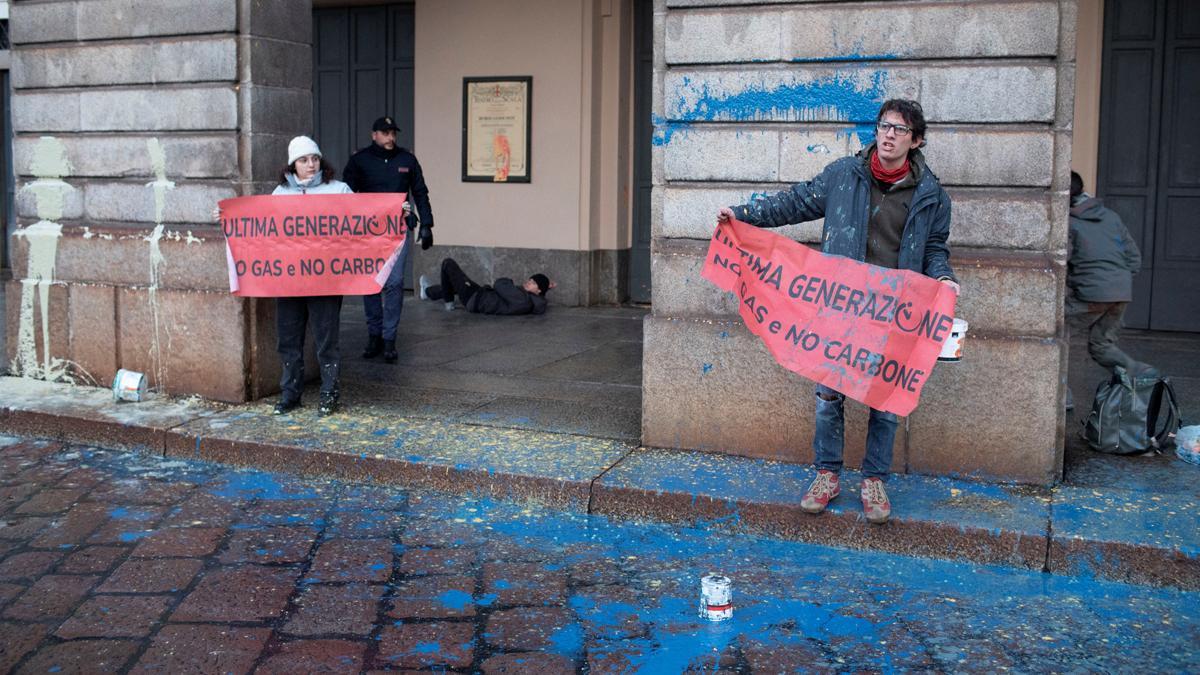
426, 258, 479, 306
277, 295, 342, 403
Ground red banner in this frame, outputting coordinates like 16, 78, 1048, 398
220, 193, 408, 297
702, 219, 958, 416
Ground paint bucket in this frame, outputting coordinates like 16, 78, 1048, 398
937, 318, 969, 362
698, 574, 733, 621
112, 369, 147, 402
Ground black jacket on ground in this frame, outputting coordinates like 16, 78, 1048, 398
342, 144, 434, 226
466, 279, 548, 316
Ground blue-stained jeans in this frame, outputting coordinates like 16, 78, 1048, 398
362, 235, 410, 341
812, 384, 898, 480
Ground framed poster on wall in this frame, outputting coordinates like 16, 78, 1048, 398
462, 76, 532, 183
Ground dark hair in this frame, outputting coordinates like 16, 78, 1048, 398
876, 99, 927, 144
1070, 171, 1084, 198
279, 157, 336, 185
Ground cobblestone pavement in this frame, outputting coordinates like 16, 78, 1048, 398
1, 436, 1198, 674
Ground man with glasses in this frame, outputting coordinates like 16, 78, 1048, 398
717, 99, 958, 524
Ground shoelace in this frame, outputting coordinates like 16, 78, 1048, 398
863, 480, 887, 504
810, 474, 838, 498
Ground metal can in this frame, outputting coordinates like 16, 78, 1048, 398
698, 574, 733, 621
112, 369, 147, 402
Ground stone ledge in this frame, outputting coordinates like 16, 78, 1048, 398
0, 376, 1193, 590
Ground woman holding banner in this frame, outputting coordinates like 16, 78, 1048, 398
269, 136, 353, 417
717, 99, 959, 525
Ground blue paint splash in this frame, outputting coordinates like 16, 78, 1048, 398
651, 114, 689, 147
669, 71, 889, 125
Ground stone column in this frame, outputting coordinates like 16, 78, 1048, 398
5, 0, 313, 402
643, 0, 1074, 485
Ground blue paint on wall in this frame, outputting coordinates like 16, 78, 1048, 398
671, 71, 889, 125
652, 114, 689, 147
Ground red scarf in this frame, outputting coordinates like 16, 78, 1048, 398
870, 150, 910, 184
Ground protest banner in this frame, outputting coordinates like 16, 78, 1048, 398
702, 219, 958, 416
220, 193, 408, 297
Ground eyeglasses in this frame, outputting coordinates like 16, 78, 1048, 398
876, 121, 913, 136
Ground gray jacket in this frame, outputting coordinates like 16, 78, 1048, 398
730, 146, 955, 282
1068, 195, 1141, 303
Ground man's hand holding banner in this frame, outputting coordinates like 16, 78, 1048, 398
220, 193, 408, 297
702, 219, 958, 416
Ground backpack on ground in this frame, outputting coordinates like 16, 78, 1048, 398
1082, 365, 1182, 455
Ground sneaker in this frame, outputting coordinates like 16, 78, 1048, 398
273, 399, 300, 415
419, 274, 432, 301
800, 470, 840, 514
443, 301, 455, 312
861, 477, 891, 524
317, 393, 339, 417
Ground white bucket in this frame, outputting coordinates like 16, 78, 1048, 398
698, 574, 733, 621
112, 369, 147, 402
938, 318, 969, 362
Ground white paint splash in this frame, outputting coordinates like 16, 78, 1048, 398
144, 138, 176, 391
11, 137, 73, 381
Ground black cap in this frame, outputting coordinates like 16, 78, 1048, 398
372, 116, 399, 132
530, 274, 550, 296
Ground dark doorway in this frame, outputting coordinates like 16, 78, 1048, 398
313, 3, 415, 174
628, 0, 653, 304
1097, 0, 1200, 331
313, 2, 415, 288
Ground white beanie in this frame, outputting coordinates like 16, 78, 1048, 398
287, 136, 322, 165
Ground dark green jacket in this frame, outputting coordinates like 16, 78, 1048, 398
1068, 195, 1141, 302
729, 145, 956, 282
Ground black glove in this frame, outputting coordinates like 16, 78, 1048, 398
419, 223, 433, 250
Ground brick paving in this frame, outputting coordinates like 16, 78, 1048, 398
0, 435, 1198, 673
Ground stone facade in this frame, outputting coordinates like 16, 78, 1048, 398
643, 0, 1076, 484
5, 0, 312, 402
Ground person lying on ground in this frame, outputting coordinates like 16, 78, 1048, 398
419, 257, 554, 316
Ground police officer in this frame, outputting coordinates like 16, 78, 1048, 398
343, 116, 435, 363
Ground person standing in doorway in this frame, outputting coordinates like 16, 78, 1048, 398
343, 116, 435, 364
1065, 171, 1144, 409
717, 99, 958, 525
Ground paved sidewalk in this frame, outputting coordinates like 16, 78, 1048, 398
1, 374, 1197, 591
2, 436, 1198, 673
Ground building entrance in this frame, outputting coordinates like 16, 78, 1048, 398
1098, 0, 1200, 331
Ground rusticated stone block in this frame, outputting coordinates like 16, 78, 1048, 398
663, 65, 1054, 124
244, 0, 313, 44
666, 128, 1054, 187
5, 280, 70, 378
117, 287, 249, 401
952, 253, 1061, 338
68, 283, 119, 387
660, 183, 1051, 250
241, 37, 312, 89
664, 2, 1058, 64
240, 85, 313, 136
641, 316, 900, 470
908, 335, 1061, 484
14, 133, 240, 180
15, 179, 85, 221
13, 39, 237, 89
77, 0, 236, 41
16, 88, 238, 133
82, 181, 237, 226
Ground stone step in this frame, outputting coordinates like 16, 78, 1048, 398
1, 376, 1195, 590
